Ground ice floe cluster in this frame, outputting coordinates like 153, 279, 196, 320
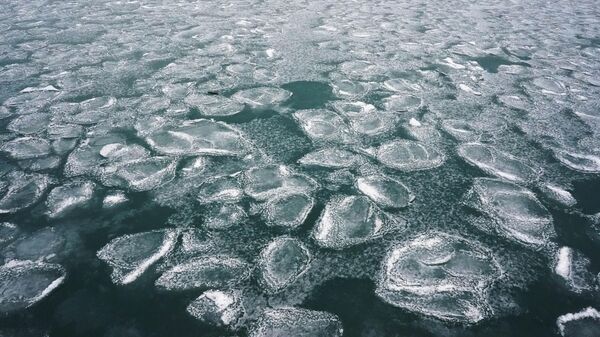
0, 0, 599, 335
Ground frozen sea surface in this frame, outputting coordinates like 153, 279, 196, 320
0, 0, 599, 336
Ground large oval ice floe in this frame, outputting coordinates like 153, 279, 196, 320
258, 237, 311, 293
553, 150, 600, 173
464, 178, 554, 248
155, 255, 251, 291
312, 195, 405, 249
293, 109, 353, 144
331, 101, 397, 136
242, 165, 318, 201
375, 139, 445, 171
457, 143, 539, 183
298, 148, 364, 169
0, 261, 66, 313
100, 157, 177, 192
441, 119, 481, 142
556, 307, 600, 337
197, 176, 244, 204
97, 229, 178, 285
0, 171, 49, 214
356, 175, 414, 208
0, 137, 51, 160
552, 247, 596, 294
263, 193, 314, 229
184, 94, 244, 117
382, 94, 422, 112
376, 232, 502, 323
145, 119, 249, 156
251, 307, 343, 337
187, 289, 244, 328
231, 87, 292, 107
45, 181, 95, 218
5, 227, 66, 262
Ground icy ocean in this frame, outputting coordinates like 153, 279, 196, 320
0, 0, 599, 336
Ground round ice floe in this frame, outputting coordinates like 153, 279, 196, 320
231, 87, 292, 107
553, 247, 596, 293
356, 175, 414, 208
100, 157, 177, 192
554, 150, 600, 173
383, 94, 422, 112
457, 143, 538, 183
263, 193, 314, 229
298, 148, 363, 169
1, 137, 51, 160
556, 307, 600, 337
45, 181, 95, 218
383, 78, 422, 92
7, 114, 50, 135
340, 60, 384, 81
441, 119, 481, 142
0, 261, 66, 313
7, 227, 65, 262
331, 80, 369, 98
145, 119, 248, 157
541, 184, 576, 207
251, 307, 343, 337
102, 191, 128, 208
376, 139, 445, 171
465, 178, 554, 248
155, 256, 250, 291
258, 237, 311, 293
187, 289, 244, 328
312, 195, 405, 250
204, 203, 247, 230
0, 172, 49, 214
376, 232, 501, 323
532, 77, 566, 95
0, 223, 19, 247
293, 109, 353, 144
99, 143, 149, 162
332, 101, 396, 136
498, 95, 530, 111
403, 121, 442, 143
197, 176, 243, 204
242, 165, 318, 201
184, 94, 244, 117
97, 229, 178, 285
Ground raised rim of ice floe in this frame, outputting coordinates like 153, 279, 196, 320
556, 307, 600, 336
